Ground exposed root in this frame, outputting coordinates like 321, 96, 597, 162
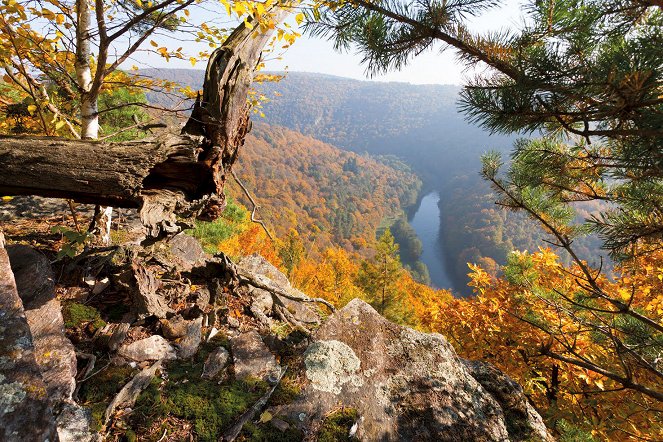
238, 270, 336, 312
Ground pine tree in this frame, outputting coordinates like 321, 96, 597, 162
357, 229, 405, 320
308, 0, 663, 406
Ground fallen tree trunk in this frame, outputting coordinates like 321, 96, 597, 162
0, 8, 287, 236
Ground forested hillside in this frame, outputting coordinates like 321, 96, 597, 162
143, 69, 606, 293
231, 123, 421, 255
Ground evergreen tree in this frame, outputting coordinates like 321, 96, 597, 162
357, 229, 407, 321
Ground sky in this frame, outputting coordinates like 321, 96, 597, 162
264, 1, 525, 85
137, 0, 526, 86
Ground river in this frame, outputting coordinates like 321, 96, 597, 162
408, 192, 454, 290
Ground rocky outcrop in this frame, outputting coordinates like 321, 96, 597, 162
237, 254, 321, 325
231, 330, 281, 382
277, 299, 552, 442
0, 234, 58, 441
8, 245, 77, 403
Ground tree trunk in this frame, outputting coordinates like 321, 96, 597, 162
0, 10, 288, 236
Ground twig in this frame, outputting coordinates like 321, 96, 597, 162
157, 428, 168, 442
68, 200, 81, 232
230, 168, 274, 241
222, 366, 288, 442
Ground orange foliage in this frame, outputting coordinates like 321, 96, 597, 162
430, 248, 663, 440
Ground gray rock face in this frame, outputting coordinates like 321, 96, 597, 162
8, 245, 77, 403
202, 347, 230, 379
167, 233, 209, 271
56, 402, 98, 442
462, 359, 552, 442
0, 234, 58, 441
176, 317, 203, 359
118, 335, 177, 362
237, 254, 320, 324
280, 299, 552, 442
231, 330, 280, 382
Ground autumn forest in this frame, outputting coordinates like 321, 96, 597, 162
0, 0, 661, 441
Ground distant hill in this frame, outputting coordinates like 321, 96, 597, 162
140, 69, 513, 187
141, 69, 605, 294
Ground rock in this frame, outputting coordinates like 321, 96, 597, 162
237, 255, 320, 325
280, 299, 552, 442
8, 245, 78, 403
231, 330, 280, 382
56, 402, 98, 442
104, 360, 163, 425
202, 347, 230, 379
0, 233, 58, 441
160, 315, 188, 340
271, 417, 291, 432
108, 323, 130, 352
249, 287, 273, 314
238, 254, 290, 287
227, 316, 241, 329
118, 335, 176, 362
167, 233, 209, 271
176, 317, 203, 359
462, 359, 552, 442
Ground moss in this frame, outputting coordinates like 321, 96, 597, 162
62, 302, 106, 330
124, 429, 137, 442
241, 420, 304, 441
317, 408, 359, 442
133, 357, 269, 442
79, 365, 135, 405
268, 375, 302, 407
88, 402, 108, 432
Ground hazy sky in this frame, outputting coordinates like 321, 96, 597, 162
265, 1, 525, 85
138, 1, 526, 86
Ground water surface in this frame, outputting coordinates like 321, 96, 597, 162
409, 192, 454, 290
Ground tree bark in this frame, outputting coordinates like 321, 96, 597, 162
0, 10, 288, 236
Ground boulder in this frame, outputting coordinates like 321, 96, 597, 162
160, 315, 189, 340
166, 233, 209, 271
237, 255, 320, 325
462, 359, 551, 442
0, 234, 58, 441
231, 330, 280, 382
8, 245, 77, 403
279, 299, 552, 442
56, 402, 98, 442
202, 347, 230, 379
118, 335, 177, 362
176, 317, 203, 359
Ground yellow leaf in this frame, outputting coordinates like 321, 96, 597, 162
55, 120, 65, 130
189, 57, 197, 67
259, 411, 272, 423
295, 12, 304, 25
27, 104, 37, 114
184, 8, 189, 16
244, 19, 253, 30
2, 196, 14, 201
150, 40, 158, 47
56, 13, 64, 24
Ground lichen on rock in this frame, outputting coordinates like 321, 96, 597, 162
304, 340, 362, 395
0, 374, 27, 416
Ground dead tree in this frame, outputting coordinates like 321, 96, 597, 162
0, 10, 287, 236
